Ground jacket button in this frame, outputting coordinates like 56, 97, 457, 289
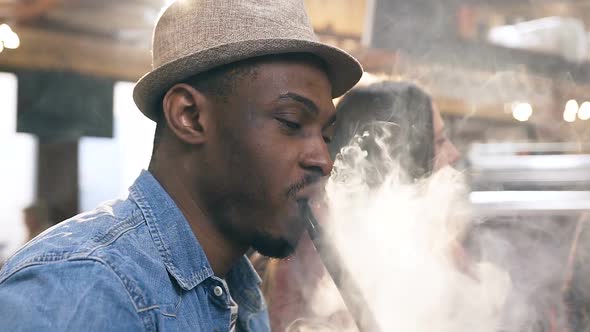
213, 286, 223, 297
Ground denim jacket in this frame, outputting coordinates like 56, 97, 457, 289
0, 170, 270, 332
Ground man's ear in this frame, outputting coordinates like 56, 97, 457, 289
162, 83, 212, 145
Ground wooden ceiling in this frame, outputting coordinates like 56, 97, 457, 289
0, 0, 162, 41
3, 0, 590, 75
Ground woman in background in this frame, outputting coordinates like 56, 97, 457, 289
329, 80, 459, 178
258, 81, 462, 331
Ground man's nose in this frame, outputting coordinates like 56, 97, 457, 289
300, 138, 334, 176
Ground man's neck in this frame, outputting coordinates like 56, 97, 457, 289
149, 162, 248, 278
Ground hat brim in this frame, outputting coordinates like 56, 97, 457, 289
133, 38, 363, 121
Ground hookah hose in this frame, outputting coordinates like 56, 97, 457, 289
302, 203, 383, 332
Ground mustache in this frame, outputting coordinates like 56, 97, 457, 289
286, 173, 323, 199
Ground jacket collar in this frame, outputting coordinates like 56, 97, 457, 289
130, 170, 213, 290
129, 171, 265, 314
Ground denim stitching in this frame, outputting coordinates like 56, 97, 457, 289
0, 257, 156, 331
130, 186, 187, 286
89, 210, 143, 243
85, 257, 156, 331
0, 258, 67, 284
85, 215, 144, 257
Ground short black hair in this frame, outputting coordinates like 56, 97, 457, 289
151, 53, 328, 150
331, 81, 435, 180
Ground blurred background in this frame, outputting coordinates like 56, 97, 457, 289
0, 0, 589, 328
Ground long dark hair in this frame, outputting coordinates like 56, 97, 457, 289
330, 81, 435, 180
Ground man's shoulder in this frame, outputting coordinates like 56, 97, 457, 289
0, 257, 149, 331
0, 198, 156, 284
0, 196, 180, 313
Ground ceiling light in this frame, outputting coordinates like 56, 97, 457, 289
0, 23, 19, 51
3, 31, 19, 49
578, 101, 590, 120
0, 24, 12, 41
563, 99, 578, 122
512, 102, 533, 122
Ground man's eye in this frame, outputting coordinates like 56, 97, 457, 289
277, 118, 302, 130
323, 136, 332, 144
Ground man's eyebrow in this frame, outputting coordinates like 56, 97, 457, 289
278, 92, 319, 116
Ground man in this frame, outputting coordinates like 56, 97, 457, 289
0, 0, 362, 331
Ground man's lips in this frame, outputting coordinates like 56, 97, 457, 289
286, 173, 325, 206
294, 181, 325, 202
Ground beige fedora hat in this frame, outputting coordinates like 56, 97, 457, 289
133, 0, 363, 121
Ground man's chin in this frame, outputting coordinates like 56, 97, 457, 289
251, 233, 300, 259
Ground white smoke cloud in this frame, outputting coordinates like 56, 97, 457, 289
293, 129, 513, 332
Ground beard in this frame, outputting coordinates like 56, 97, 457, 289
207, 190, 307, 259
201, 153, 315, 259
250, 214, 306, 259
251, 201, 309, 258
251, 232, 298, 258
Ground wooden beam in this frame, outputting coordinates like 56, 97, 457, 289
0, 0, 60, 22
0, 26, 150, 81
